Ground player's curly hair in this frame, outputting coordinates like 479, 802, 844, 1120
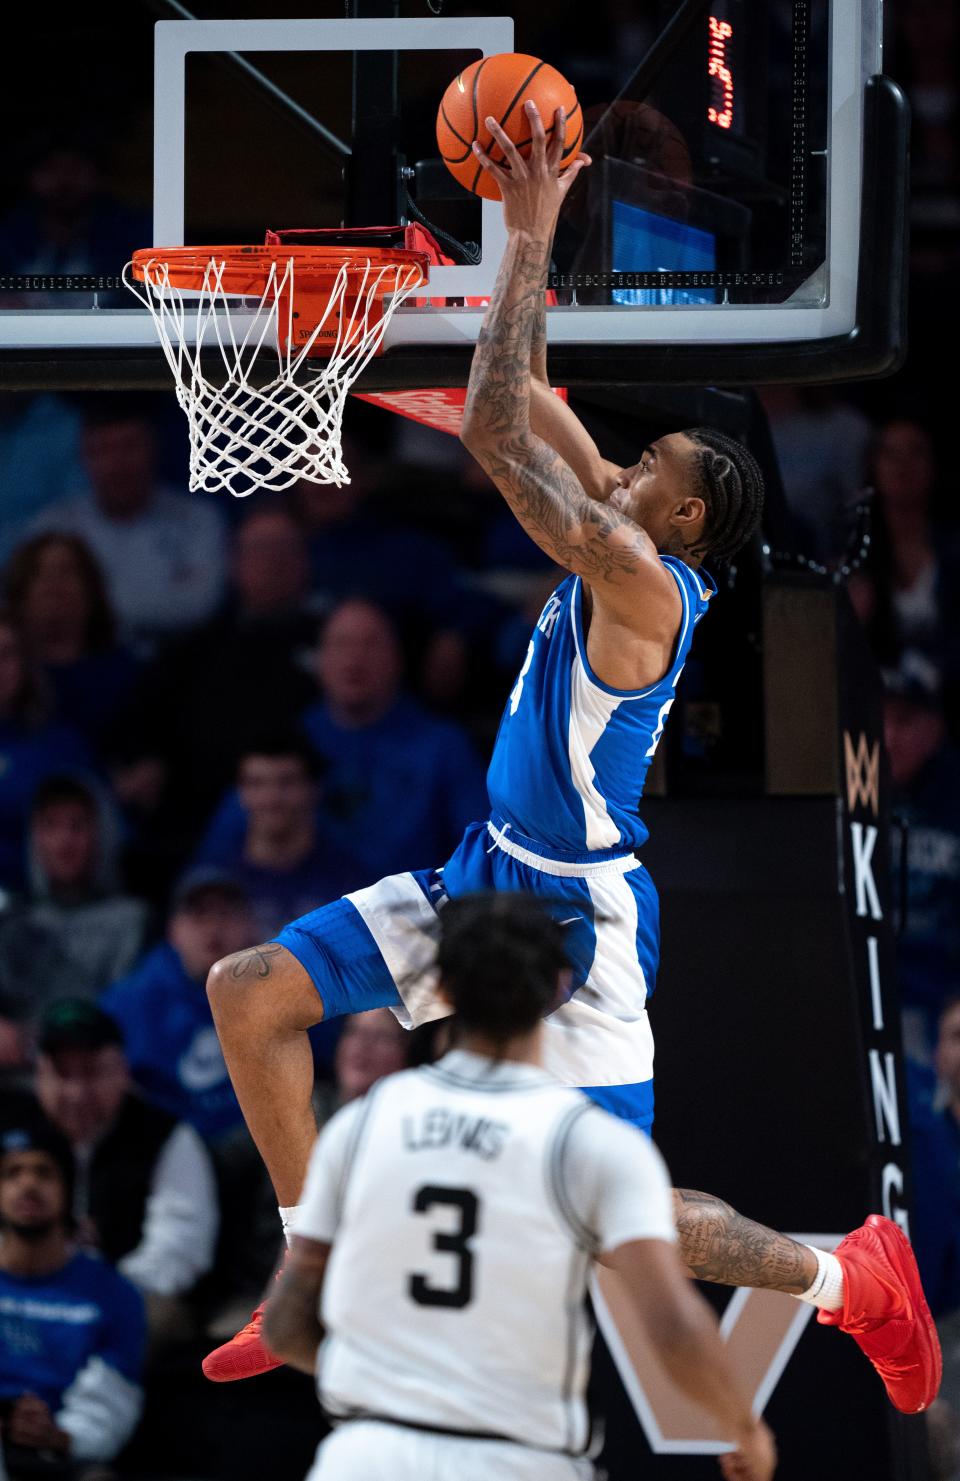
684, 427, 765, 565
437, 892, 570, 1044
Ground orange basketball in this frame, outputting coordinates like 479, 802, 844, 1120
436, 54, 582, 201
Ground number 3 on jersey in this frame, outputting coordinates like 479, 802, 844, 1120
408, 1185, 479, 1309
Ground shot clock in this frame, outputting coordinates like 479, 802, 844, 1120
707, 14, 736, 132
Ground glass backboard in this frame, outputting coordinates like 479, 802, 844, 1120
0, 0, 906, 388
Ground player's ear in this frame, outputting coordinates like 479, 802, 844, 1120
673, 495, 706, 529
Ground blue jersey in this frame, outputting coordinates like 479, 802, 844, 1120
0, 1251, 144, 1409
486, 561, 715, 853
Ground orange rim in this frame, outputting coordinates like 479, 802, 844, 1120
130, 244, 431, 296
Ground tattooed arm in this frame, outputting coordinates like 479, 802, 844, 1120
460, 105, 677, 625
262, 1236, 330, 1374
462, 228, 652, 595
529, 267, 622, 503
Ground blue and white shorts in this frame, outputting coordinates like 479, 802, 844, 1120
274, 815, 659, 1132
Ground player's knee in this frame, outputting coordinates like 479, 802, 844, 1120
206, 951, 263, 1025
207, 945, 323, 1034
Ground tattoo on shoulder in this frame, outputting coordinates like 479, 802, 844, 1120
229, 944, 284, 980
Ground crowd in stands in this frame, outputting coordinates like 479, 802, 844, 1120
0, 388, 494, 1477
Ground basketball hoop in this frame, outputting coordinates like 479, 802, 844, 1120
123, 239, 430, 497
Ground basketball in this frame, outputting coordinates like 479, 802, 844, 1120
436, 53, 583, 200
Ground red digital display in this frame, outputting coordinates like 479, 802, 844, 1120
707, 15, 734, 130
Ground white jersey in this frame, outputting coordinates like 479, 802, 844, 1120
296, 1049, 676, 1458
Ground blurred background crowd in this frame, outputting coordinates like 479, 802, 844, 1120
0, 0, 959, 1478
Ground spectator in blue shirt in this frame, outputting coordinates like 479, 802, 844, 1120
288, 473, 490, 715
101, 872, 256, 1143
199, 599, 488, 880
194, 735, 362, 940
0, 614, 91, 893
305, 598, 488, 876
4, 533, 141, 747
0, 1120, 145, 1477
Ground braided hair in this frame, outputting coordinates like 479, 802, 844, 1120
437, 893, 570, 1045
684, 428, 765, 565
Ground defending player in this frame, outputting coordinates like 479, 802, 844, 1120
262, 892, 776, 1481
202, 101, 940, 1417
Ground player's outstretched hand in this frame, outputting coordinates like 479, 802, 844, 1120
472, 100, 591, 238
719, 1417, 777, 1481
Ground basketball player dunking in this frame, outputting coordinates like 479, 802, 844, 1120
202, 103, 940, 1414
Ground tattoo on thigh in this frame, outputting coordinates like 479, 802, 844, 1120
229, 944, 284, 980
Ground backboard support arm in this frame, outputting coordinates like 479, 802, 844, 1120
346, 0, 404, 225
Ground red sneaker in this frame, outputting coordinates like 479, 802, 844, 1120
202, 1297, 284, 1383
818, 1214, 942, 1414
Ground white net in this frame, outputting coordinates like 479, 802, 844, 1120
123, 253, 425, 497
